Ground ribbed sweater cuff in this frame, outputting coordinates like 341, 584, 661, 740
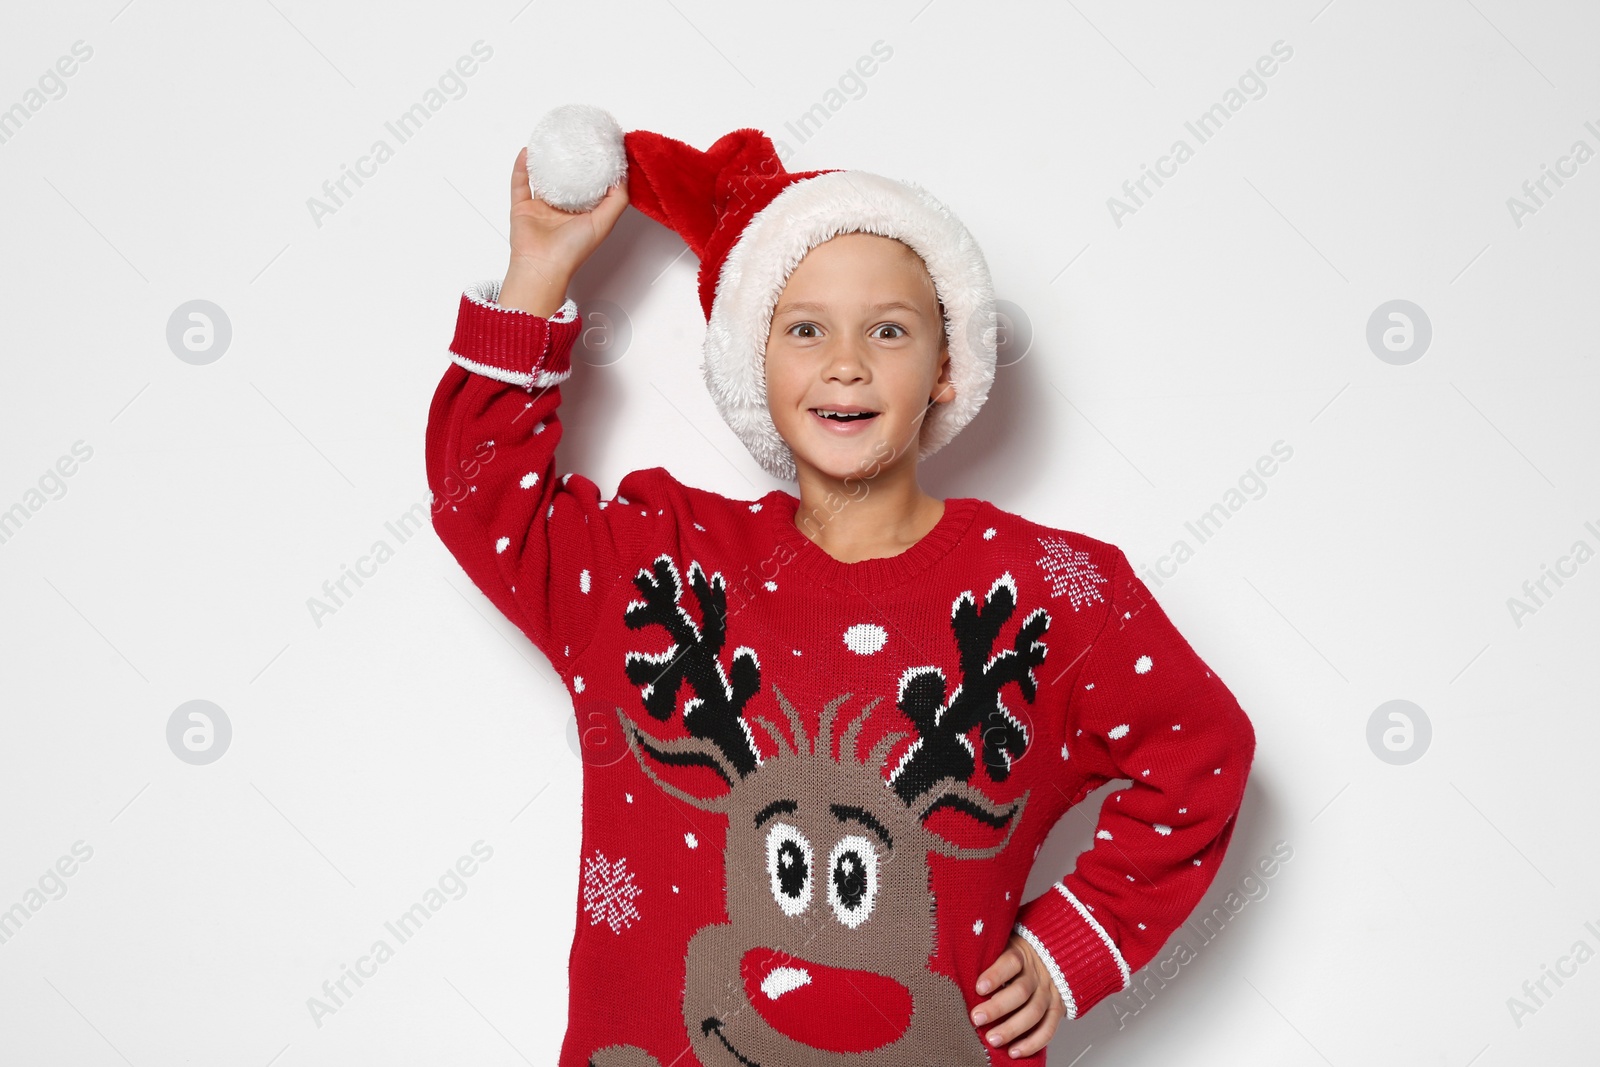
1013, 882, 1132, 1019
447, 278, 581, 389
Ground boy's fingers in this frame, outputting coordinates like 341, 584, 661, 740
511, 146, 532, 205
971, 969, 1034, 1025
1003, 989, 1064, 1057
981, 988, 1048, 1051
976, 944, 1021, 994
591, 180, 630, 229
1017, 941, 1064, 1013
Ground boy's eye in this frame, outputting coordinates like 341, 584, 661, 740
785, 322, 905, 340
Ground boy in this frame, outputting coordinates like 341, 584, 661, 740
425, 106, 1256, 1065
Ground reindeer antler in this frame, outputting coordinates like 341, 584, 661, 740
623, 554, 762, 779
887, 572, 1050, 804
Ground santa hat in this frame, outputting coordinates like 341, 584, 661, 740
524, 104, 996, 483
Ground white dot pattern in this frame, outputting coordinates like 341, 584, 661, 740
843, 622, 888, 655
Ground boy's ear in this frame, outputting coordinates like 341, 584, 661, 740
931, 342, 955, 406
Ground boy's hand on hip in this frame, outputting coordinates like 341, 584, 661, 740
970, 933, 1067, 1057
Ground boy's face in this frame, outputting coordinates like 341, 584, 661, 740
763, 232, 953, 485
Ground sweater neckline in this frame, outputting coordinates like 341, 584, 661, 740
757, 491, 981, 594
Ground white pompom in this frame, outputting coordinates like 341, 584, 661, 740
525, 104, 626, 213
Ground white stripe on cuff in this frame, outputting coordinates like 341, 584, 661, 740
1013, 920, 1080, 1019
1052, 882, 1133, 990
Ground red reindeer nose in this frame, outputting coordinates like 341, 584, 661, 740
740, 946, 914, 1052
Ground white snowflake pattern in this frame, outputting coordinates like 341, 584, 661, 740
581, 850, 642, 934
1035, 536, 1108, 610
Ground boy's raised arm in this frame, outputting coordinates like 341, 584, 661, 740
1012, 547, 1258, 1020
424, 149, 670, 672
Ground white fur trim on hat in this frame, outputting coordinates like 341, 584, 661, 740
701, 171, 997, 483
525, 104, 626, 213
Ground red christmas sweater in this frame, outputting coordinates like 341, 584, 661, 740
424, 279, 1257, 1065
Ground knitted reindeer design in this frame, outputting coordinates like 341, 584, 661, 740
589, 553, 1051, 1067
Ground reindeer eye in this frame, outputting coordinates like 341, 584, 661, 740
766, 822, 813, 916
827, 834, 879, 928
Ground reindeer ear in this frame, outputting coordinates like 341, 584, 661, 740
615, 706, 738, 813
921, 784, 1029, 860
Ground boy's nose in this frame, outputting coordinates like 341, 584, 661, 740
740, 945, 913, 1051
823, 337, 873, 379
825, 358, 868, 384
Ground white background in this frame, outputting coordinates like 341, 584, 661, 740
2, 1, 1597, 1064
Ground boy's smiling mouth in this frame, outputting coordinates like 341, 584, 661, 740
809, 405, 880, 431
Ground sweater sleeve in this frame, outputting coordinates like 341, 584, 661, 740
425, 278, 671, 672
1012, 546, 1256, 1020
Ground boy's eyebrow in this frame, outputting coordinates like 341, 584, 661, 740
773, 300, 925, 317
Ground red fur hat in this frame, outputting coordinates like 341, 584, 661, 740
524, 104, 997, 482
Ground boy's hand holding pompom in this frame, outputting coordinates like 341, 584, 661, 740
500, 144, 628, 317
971, 934, 1068, 1057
